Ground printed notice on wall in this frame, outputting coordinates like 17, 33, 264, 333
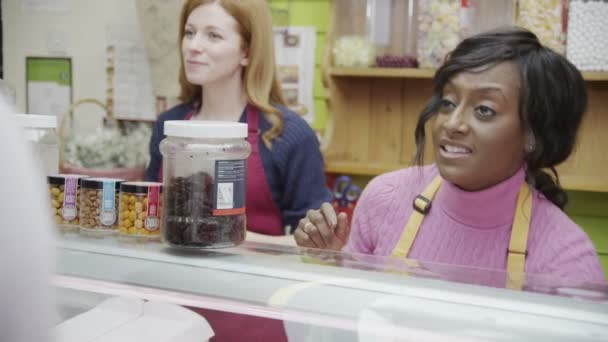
26, 57, 72, 118
274, 26, 316, 124
106, 24, 156, 121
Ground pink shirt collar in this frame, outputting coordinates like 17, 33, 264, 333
434, 167, 526, 229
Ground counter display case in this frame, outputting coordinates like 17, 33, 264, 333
54, 235, 608, 341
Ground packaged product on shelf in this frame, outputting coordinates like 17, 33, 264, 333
369, 0, 418, 68
118, 181, 163, 239
417, 0, 461, 69
517, 0, 567, 54
332, 36, 376, 67
566, 0, 608, 71
460, 0, 515, 38
160, 121, 251, 249
48, 174, 89, 232
79, 178, 124, 234
331, 0, 375, 67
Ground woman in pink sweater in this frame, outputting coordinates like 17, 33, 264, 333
295, 27, 605, 285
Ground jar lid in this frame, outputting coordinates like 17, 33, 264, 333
120, 181, 163, 194
12, 114, 57, 128
164, 120, 248, 139
47, 174, 90, 185
81, 177, 125, 190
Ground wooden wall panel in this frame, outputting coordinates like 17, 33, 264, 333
558, 82, 608, 191
400, 79, 434, 165
345, 79, 372, 163
369, 79, 403, 164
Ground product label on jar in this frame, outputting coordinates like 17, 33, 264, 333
144, 185, 160, 231
213, 159, 246, 216
61, 177, 78, 220
100, 181, 117, 226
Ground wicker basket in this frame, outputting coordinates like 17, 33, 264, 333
58, 98, 146, 181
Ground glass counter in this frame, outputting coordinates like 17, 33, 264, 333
54, 234, 608, 341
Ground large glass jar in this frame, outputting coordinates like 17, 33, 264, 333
331, 0, 419, 68
160, 121, 251, 249
12, 114, 59, 176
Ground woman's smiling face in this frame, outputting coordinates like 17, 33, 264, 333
432, 62, 528, 191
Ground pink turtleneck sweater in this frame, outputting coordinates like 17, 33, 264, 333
344, 165, 605, 284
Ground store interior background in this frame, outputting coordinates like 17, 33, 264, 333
1, 0, 607, 275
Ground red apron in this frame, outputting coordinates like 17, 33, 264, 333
175, 106, 287, 341
244, 104, 284, 235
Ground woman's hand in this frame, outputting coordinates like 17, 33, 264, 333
294, 202, 350, 250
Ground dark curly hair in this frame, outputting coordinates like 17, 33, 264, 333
414, 27, 587, 210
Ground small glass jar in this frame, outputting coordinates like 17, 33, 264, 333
48, 174, 89, 233
79, 178, 124, 234
118, 181, 163, 240
13, 114, 59, 176
160, 121, 251, 249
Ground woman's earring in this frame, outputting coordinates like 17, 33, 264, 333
525, 133, 536, 153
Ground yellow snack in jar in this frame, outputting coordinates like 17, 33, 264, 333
119, 181, 163, 238
134, 219, 143, 229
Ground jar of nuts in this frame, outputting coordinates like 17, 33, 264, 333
79, 178, 124, 234
48, 174, 89, 232
118, 181, 163, 239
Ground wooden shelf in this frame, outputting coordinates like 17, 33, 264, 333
325, 160, 407, 176
329, 67, 608, 82
581, 71, 608, 81
329, 67, 435, 79
325, 161, 608, 193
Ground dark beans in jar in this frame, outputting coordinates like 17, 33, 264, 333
163, 172, 246, 248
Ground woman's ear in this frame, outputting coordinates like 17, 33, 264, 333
240, 57, 249, 66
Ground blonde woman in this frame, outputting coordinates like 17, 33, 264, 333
145, 1, 332, 340
146, 0, 331, 238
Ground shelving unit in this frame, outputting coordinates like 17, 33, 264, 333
329, 67, 608, 82
321, 4, 608, 192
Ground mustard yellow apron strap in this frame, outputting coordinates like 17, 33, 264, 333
391, 176, 442, 259
506, 183, 532, 290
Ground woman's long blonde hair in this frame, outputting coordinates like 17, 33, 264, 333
178, 0, 286, 148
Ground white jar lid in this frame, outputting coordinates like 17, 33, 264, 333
12, 114, 57, 128
164, 120, 248, 139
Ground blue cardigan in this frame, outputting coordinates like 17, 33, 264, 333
145, 103, 332, 232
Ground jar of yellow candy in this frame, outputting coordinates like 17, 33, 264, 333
47, 174, 89, 233
118, 182, 163, 240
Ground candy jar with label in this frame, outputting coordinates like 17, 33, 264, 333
118, 181, 163, 240
159, 121, 251, 249
48, 174, 89, 233
79, 177, 124, 235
